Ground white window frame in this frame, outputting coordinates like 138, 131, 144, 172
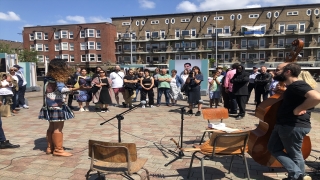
241, 52, 246, 60
69, 32, 73, 39
248, 53, 258, 59
207, 40, 213, 48
175, 43, 180, 49
30, 44, 35, 50
61, 42, 68, 50
241, 39, 247, 49
287, 24, 298, 31
80, 42, 87, 50
191, 41, 197, 48
146, 44, 151, 51
287, 11, 298, 16
191, 29, 196, 37
224, 40, 230, 49
60, 30, 68, 39
160, 30, 165, 39
80, 30, 85, 38
279, 24, 285, 34
122, 22, 130, 26
191, 54, 196, 59
315, 8, 319, 15
96, 30, 101, 38
69, 43, 74, 51
151, 20, 159, 24
267, 12, 272, 18
278, 39, 284, 48
29, 33, 34, 40
259, 51, 265, 60
86, 29, 95, 37
224, 52, 230, 61
306, 9, 312, 16
181, 30, 190, 36
237, 14, 242, 20
165, 19, 169, 24
175, 29, 180, 39
69, 55, 74, 62
224, 26, 230, 34
299, 22, 305, 33
45, 56, 49, 63
171, 18, 175, 24
175, 54, 180, 60
249, 14, 259, 18
81, 54, 87, 62
117, 56, 122, 63
88, 54, 95, 62
259, 38, 265, 48
55, 44, 60, 51
214, 28, 223, 34
44, 33, 48, 40
96, 42, 101, 50
207, 53, 212, 59
146, 56, 151, 63
135, 20, 139, 26
274, 11, 279, 18
97, 54, 102, 62
88, 41, 95, 49
54, 32, 59, 39
248, 40, 258, 48
35, 32, 42, 40
207, 27, 213, 34
214, 16, 223, 20
44, 44, 49, 51
141, 20, 145, 25
278, 51, 284, 58
37, 55, 44, 62
181, 18, 190, 23
181, 55, 190, 60
230, 14, 235, 20
196, 16, 201, 22
61, 54, 68, 61
36, 43, 43, 51
203, 16, 207, 22
145, 31, 150, 39
160, 55, 166, 63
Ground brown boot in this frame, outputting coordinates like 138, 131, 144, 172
46, 130, 54, 154
52, 132, 72, 157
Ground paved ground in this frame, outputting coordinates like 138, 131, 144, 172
0, 85, 319, 180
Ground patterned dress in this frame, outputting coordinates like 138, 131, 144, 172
39, 77, 74, 121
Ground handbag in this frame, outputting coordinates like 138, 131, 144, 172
90, 77, 101, 94
74, 76, 80, 88
0, 105, 11, 117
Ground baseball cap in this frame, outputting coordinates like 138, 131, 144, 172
13, 64, 22, 69
253, 66, 257, 69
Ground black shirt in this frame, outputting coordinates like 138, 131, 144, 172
123, 75, 137, 89
276, 80, 313, 128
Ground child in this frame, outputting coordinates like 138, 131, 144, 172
208, 70, 222, 108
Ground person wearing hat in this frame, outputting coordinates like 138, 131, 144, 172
247, 66, 259, 104
13, 65, 29, 109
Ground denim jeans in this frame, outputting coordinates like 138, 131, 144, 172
0, 116, 6, 142
268, 124, 311, 180
133, 86, 142, 101
157, 88, 170, 105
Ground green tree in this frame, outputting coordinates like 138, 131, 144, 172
209, 58, 216, 67
18, 49, 38, 62
0, 42, 13, 53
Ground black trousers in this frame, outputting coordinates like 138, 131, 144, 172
247, 83, 255, 103
255, 89, 269, 107
0, 116, 6, 142
221, 88, 229, 109
68, 94, 73, 106
236, 95, 247, 117
17, 85, 26, 106
141, 88, 154, 105
228, 92, 238, 113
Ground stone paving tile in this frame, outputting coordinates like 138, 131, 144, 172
0, 89, 319, 179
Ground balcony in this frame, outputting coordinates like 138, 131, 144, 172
242, 30, 265, 37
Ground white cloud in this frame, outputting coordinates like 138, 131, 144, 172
176, 1, 198, 12
57, 19, 68, 24
139, 0, 156, 9
23, 24, 34, 27
66, 15, 86, 23
246, 4, 262, 8
89, 16, 111, 23
0, 11, 20, 21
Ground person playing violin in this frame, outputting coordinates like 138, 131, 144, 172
267, 63, 320, 180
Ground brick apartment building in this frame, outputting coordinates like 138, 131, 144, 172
111, 4, 320, 69
23, 22, 116, 72
0, 39, 23, 54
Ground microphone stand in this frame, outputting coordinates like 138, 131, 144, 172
100, 102, 144, 143
164, 107, 186, 166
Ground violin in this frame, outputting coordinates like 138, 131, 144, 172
247, 39, 311, 167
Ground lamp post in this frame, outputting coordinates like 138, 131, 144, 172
130, 17, 133, 65
215, 11, 218, 68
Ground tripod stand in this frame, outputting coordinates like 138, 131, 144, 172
164, 107, 186, 166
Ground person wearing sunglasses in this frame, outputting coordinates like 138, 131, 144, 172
91, 70, 112, 112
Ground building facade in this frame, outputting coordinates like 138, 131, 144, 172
23, 22, 117, 70
111, 4, 320, 69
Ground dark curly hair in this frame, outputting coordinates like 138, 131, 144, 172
46, 59, 72, 83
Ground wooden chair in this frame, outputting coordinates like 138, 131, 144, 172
186, 132, 250, 180
86, 140, 150, 180
199, 108, 229, 144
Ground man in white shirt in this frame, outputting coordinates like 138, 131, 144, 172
109, 65, 125, 106
13, 65, 29, 109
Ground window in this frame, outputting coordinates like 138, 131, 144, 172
230, 14, 235, 20
299, 22, 305, 33
279, 24, 285, 34
44, 33, 48, 40
61, 42, 68, 50
96, 42, 101, 50
88, 54, 95, 61
191, 54, 196, 59
54, 32, 59, 39
181, 30, 189, 36
248, 40, 258, 48
191, 29, 196, 37
278, 51, 284, 58
315, 8, 319, 15
69, 43, 74, 51
171, 18, 175, 24
306, 9, 312, 16
278, 39, 284, 48
274, 11, 279, 18
207, 54, 212, 59
259, 51, 265, 59
69, 55, 74, 62
146, 31, 150, 39
80, 30, 85, 38
123, 44, 130, 51
207, 40, 213, 48
197, 16, 201, 22
69, 32, 73, 39
249, 14, 259, 18
203, 16, 207, 22
122, 22, 130, 26
181, 18, 190, 22
160, 42, 166, 49
86, 29, 95, 37
62, 54, 68, 60
37, 55, 44, 62
191, 41, 197, 48
30, 44, 35, 50
80, 42, 86, 50
181, 55, 190, 60
55, 44, 60, 51
36, 44, 43, 51
81, 55, 86, 62
287, 11, 298, 16
60, 31, 68, 38
29, 33, 34, 40
259, 38, 265, 48
44, 44, 49, 51
96, 30, 100, 38
152, 31, 159, 38
237, 14, 242, 20
207, 27, 213, 34
175, 29, 180, 38
215, 28, 223, 34
214, 16, 223, 20
214, 41, 223, 49
146, 44, 151, 51
151, 20, 159, 24
55, 55, 60, 59
175, 54, 180, 60
224, 26, 230, 34
241, 39, 247, 49
224, 40, 230, 49
160, 30, 165, 39
141, 20, 145, 25
88, 42, 95, 49
97, 54, 102, 62
45, 56, 49, 62
267, 12, 272, 18
35, 32, 42, 40
175, 43, 180, 49
287, 24, 298, 30
165, 19, 169, 24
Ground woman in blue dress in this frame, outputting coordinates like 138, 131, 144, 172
76, 68, 92, 112
39, 59, 81, 157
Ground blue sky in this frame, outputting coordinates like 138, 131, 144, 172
0, 0, 318, 42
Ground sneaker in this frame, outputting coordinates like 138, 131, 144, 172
23, 105, 29, 109
195, 111, 201, 116
79, 107, 85, 112
150, 105, 154, 108
0, 140, 20, 149
142, 105, 145, 108
122, 102, 127, 108
236, 116, 243, 120
297, 174, 312, 180
105, 108, 110, 112
129, 105, 134, 109
187, 110, 193, 115
101, 109, 106, 113
114, 104, 119, 107
84, 107, 89, 112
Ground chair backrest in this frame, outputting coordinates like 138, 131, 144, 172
88, 140, 137, 163
210, 132, 249, 155
202, 108, 229, 121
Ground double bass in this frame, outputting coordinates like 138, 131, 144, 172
247, 39, 312, 167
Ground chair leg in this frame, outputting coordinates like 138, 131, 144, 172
201, 157, 205, 180
187, 152, 197, 179
141, 167, 150, 180
228, 155, 235, 174
243, 155, 250, 180
85, 170, 92, 180
199, 132, 206, 145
